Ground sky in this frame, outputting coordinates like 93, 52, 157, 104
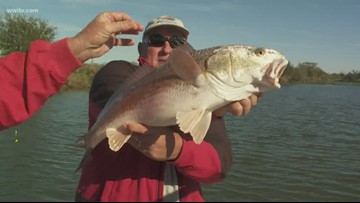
1, 0, 359, 74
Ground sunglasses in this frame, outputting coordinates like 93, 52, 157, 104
145, 33, 186, 48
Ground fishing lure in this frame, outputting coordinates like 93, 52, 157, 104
14, 130, 19, 143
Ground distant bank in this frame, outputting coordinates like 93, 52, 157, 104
62, 62, 360, 91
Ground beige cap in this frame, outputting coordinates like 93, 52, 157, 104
143, 15, 189, 37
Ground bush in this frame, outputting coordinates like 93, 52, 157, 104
0, 12, 56, 55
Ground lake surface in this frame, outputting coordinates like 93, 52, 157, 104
0, 84, 359, 201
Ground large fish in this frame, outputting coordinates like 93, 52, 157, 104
76, 41, 288, 168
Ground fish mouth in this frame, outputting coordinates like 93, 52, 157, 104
258, 59, 288, 89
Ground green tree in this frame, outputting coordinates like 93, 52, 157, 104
343, 70, 360, 82
0, 12, 57, 56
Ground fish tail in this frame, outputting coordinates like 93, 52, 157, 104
74, 150, 93, 173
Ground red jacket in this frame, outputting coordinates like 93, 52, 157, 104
0, 39, 82, 130
76, 61, 233, 202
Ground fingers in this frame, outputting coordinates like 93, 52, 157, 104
214, 94, 261, 117
216, 99, 249, 117
248, 94, 259, 106
124, 123, 148, 134
113, 38, 135, 46
213, 105, 229, 117
255, 92, 263, 100
238, 98, 252, 115
213, 101, 244, 117
236, 94, 262, 116
106, 20, 143, 47
118, 27, 143, 35
126, 123, 147, 149
229, 101, 244, 116
108, 20, 143, 36
107, 11, 133, 22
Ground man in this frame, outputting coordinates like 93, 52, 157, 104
75, 16, 259, 202
0, 11, 143, 130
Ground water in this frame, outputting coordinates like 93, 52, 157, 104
0, 84, 359, 201
0, 91, 88, 201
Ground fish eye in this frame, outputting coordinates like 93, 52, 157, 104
255, 48, 266, 56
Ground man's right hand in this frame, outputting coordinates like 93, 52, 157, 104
124, 123, 183, 162
213, 93, 262, 117
68, 11, 144, 62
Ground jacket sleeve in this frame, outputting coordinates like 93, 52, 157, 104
170, 117, 233, 184
0, 38, 82, 130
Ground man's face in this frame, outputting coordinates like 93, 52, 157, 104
141, 27, 187, 68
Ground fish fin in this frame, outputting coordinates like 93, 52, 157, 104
176, 109, 212, 144
169, 49, 205, 87
100, 65, 156, 116
170, 38, 196, 54
75, 149, 93, 173
122, 65, 155, 88
106, 128, 131, 152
